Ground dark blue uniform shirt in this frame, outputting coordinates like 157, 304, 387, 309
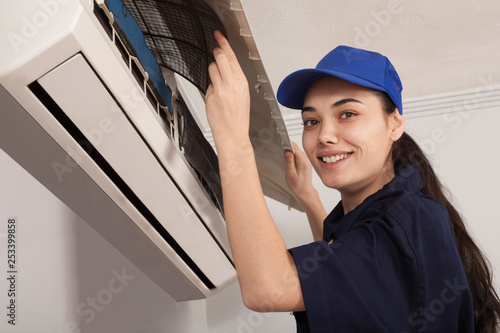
288, 164, 474, 332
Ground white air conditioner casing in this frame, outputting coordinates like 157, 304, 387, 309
0, 0, 237, 301
0, 0, 299, 301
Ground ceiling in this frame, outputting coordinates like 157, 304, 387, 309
239, 0, 500, 117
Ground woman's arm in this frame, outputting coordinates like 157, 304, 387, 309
285, 142, 328, 241
205, 31, 304, 312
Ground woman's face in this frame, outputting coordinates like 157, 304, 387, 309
301, 76, 404, 199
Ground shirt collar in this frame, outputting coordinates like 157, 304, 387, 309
323, 164, 424, 242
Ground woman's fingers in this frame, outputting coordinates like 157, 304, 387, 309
285, 142, 301, 190
285, 141, 315, 198
293, 143, 310, 171
285, 149, 298, 179
208, 61, 221, 87
209, 31, 242, 90
205, 31, 250, 147
212, 46, 233, 83
214, 30, 243, 76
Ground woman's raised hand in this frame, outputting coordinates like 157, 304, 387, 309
205, 31, 251, 149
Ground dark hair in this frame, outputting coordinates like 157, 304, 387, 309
373, 90, 500, 332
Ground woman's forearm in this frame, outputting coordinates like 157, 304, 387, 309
284, 146, 327, 241
298, 188, 328, 241
216, 140, 304, 312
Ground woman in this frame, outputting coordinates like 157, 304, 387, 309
205, 31, 500, 332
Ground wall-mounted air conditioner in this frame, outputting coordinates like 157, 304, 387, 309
0, 0, 298, 301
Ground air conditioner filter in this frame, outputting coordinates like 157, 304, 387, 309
119, 0, 227, 93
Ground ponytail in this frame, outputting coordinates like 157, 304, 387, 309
375, 90, 500, 332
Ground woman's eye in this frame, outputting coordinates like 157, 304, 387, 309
303, 119, 319, 127
340, 111, 356, 119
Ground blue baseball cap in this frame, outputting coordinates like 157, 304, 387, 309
277, 45, 403, 114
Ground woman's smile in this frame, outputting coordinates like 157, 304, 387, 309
318, 151, 353, 167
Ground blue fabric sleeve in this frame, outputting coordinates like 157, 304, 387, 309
289, 217, 419, 333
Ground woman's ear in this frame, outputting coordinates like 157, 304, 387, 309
390, 111, 405, 142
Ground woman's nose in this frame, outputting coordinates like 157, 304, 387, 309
318, 121, 339, 145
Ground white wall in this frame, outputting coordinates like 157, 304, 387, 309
405, 105, 500, 288
0, 149, 209, 333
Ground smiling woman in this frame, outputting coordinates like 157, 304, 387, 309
300, 77, 404, 213
205, 32, 500, 333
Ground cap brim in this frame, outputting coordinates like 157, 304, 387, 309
277, 68, 384, 110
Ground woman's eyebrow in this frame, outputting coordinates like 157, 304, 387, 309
332, 98, 363, 108
301, 106, 316, 114
301, 98, 363, 114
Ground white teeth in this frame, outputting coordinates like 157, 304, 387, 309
321, 153, 350, 164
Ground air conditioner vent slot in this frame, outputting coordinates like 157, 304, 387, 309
93, 2, 113, 39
